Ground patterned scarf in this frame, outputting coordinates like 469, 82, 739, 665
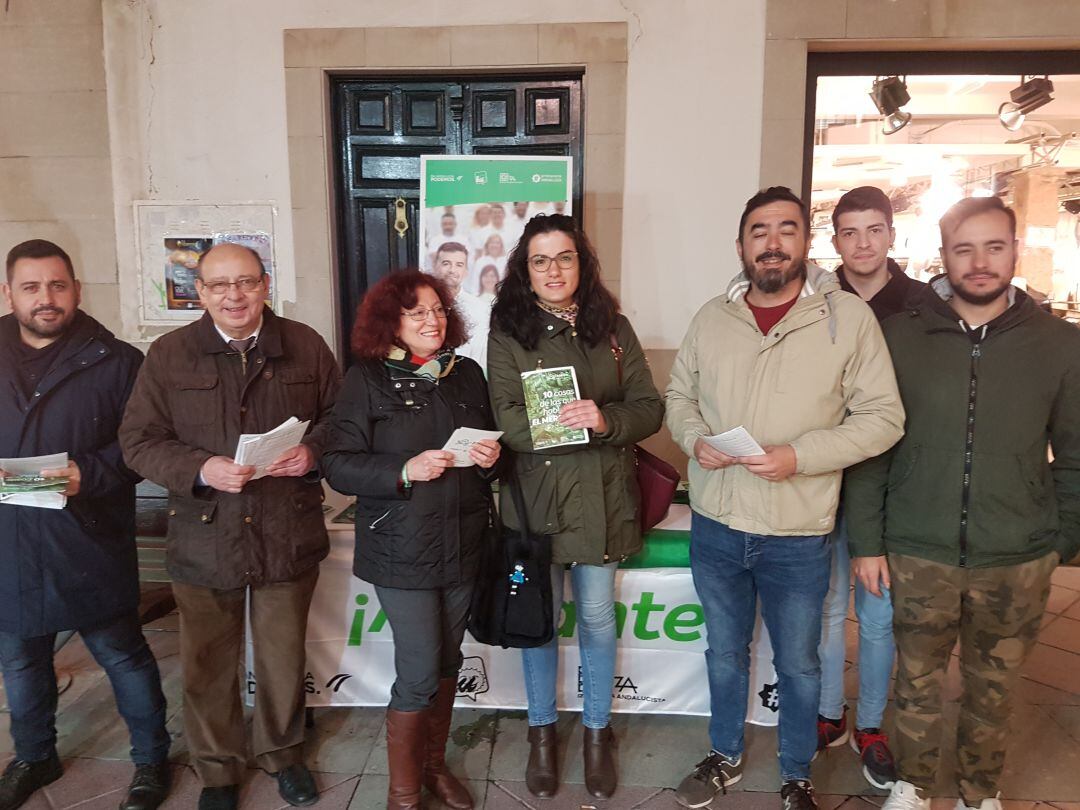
536, 299, 579, 326
385, 346, 457, 382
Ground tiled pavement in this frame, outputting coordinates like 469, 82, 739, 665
3, 566, 1080, 809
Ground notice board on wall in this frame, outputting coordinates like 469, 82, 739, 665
134, 201, 277, 326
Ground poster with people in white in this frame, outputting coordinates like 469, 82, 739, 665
419, 155, 573, 370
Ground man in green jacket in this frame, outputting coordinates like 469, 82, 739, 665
845, 196, 1080, 810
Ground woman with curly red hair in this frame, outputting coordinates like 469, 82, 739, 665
323, 270, 500, 810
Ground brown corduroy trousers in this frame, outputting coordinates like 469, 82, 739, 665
172, 565, 319, 786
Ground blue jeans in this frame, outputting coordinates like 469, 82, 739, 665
690, 512, 831, 781
0, 611, 170, 764
521, 561, 618, 730
818, 516, 894, 729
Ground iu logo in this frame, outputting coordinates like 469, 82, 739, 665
457, 657, 490, 702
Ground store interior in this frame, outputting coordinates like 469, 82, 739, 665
808, 73, 1080, 319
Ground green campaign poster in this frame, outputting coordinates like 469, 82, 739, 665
418, 155, 573, 297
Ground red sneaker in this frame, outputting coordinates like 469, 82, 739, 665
851, 727, 898, 790
816, 708, 849, 751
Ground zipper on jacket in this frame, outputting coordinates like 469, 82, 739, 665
368, 505, 401, 530
958, 342, 980, 567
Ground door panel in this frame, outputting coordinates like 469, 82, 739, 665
332, 73, 583, 363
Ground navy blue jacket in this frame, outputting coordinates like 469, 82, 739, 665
0, 311, 144, 637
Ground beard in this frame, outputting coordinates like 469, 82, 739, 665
744, 252, 807, 295
16, 306, 71, 340
952, 275, 1012, 306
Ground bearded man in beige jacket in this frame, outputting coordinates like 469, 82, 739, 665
667, 186, 905, 810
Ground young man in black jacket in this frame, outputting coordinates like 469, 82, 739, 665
0, 240, 170, 810
817, 187, 926, 788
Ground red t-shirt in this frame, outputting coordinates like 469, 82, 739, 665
747, 295, 798, 335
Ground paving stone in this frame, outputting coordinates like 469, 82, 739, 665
305, 706, 383, 775
347, 773, 388, 809
610, 712, 707, 788
495, 779, 663, 808
38, 756, 132, 807
1016, 677, 1080, 707
236, 768, 355, 808
1052, 568, 1080, 592
1022, 644, 1080, 695
1046, 586, 1080, 616
1038, 616, 1080, 655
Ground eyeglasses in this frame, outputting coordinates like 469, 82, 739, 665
528, 251, 578, 273
402, 305, 451, 322
198, 277, 263, 295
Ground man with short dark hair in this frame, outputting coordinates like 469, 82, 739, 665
667, 187, 905, 810
430, 241, 492, 368
120, 243, 341, 810
816, 186, 926, 786
845, 196, 1080, 810
0, 239, 172, 810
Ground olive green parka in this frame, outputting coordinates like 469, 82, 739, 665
487, 310, 664, 565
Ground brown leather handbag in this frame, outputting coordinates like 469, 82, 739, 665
609, 335, 680, 533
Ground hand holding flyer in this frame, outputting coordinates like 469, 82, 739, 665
0, 453, 69, 509
441, 428, 504, 467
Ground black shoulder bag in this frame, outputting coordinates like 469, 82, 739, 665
467, 473, 555, 648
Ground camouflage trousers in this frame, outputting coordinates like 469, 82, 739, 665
889, 551, 1056, 804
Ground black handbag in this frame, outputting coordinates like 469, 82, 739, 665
467, 476, 555, 649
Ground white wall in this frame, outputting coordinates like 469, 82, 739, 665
103, 0, 767, 350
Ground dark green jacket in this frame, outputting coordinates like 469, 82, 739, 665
487, 311, 664, 565
845, 281, 1080, 568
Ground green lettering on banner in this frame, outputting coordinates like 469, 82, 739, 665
631, 592, 665, 640
663, 604, 704, 642
347, 593, 388, 647
423, 159, 570, 207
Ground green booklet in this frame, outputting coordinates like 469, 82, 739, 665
0, 475, 68, 494
520, 365, 589, 450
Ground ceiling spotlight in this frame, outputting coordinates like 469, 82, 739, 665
870, 76, 912, 136
998, 75, 1054, 131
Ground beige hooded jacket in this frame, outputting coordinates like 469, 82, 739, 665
665, 262, 904, 536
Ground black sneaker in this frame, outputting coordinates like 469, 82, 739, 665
781, 779, 818, 810
119, 762, 172, 810
851, 728, 898, 789
0, 751, 63, 810
674, 751, 743, 808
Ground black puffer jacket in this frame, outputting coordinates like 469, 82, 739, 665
322, 356, 496, 589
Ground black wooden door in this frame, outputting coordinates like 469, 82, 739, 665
332, 74, 583, 362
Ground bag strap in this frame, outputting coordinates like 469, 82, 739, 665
505, 465, 535, 543
608, 333, 623, 386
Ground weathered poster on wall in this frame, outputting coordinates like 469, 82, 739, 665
135, 202, 277, 326
418, 155, 573, 293
163, 238, 211, 311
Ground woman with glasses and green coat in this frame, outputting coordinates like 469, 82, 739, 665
486, 214, 664, 801
323, 270, 501, 810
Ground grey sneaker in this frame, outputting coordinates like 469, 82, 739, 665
674, 751, 743, 808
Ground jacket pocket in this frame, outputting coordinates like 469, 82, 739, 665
289, 484, 328, 561
164, 496, 219, 573
1018, 453, 1053, 506
509, 457, 563, 534
280, 368, 319, 421
887, 444, 920, 491
169, 374, 219, 426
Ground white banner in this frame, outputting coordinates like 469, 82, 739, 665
246, 521, 780, 726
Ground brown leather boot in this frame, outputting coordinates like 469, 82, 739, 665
386, 708, 427, 809
422, 677, 473, 809
583, 725, 617, 799
525, 722, 559, 797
